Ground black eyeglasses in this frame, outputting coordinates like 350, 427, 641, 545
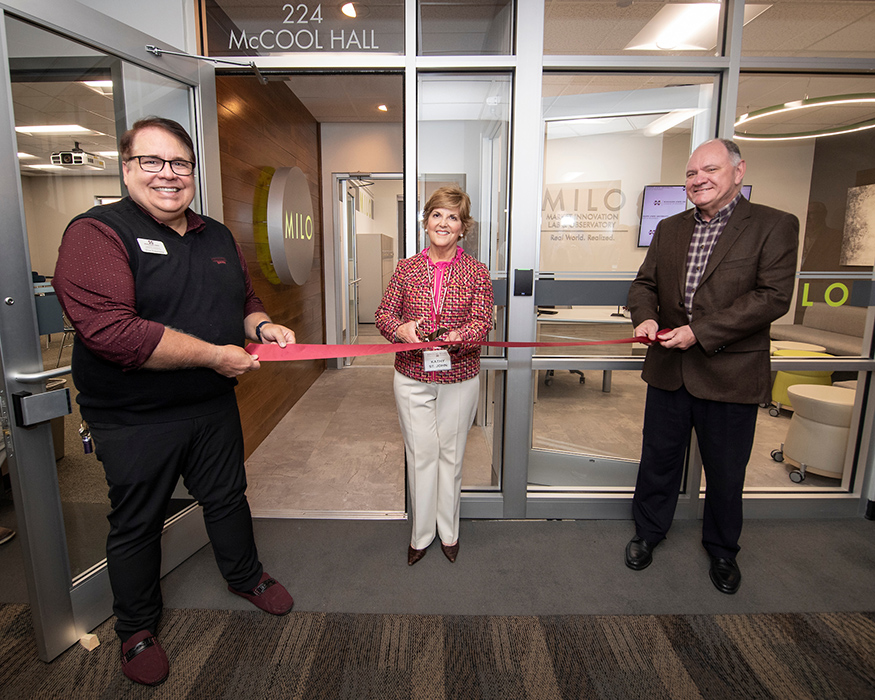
127, 155, 195, 176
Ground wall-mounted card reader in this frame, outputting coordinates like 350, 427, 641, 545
514, 269, 533, 296
12, 389, 72, 428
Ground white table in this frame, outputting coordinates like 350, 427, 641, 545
535, 307, 644, 393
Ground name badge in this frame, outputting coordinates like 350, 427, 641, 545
423, 349, 452, 372
137, 238, 168, 255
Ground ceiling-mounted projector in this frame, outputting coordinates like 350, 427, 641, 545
51, 143, 105, 170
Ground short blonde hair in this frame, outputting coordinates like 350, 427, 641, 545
422, 186, 474, 237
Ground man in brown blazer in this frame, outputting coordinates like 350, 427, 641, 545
625, 138, 798, 594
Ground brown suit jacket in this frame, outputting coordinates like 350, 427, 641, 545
627, 197, 799, 405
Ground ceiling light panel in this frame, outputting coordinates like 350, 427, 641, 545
625, 3, 772, 52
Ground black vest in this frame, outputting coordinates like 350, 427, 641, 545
69, 198, 246, 423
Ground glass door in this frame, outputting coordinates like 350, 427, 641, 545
0, 13, 209, 661
343, 185, 359, 364
417, 73, 511, 498
522, 72, 718, 517
523, 69, 875, 519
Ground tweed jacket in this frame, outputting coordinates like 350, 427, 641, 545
627, 197, 798, 405
375, 248, 493, 384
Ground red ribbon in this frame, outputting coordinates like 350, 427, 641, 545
246, 336, 651, 362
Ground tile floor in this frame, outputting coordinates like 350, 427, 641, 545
244, 324, 846, 517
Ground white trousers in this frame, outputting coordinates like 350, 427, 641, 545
394, 371, 480, 550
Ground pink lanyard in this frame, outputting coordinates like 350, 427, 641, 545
424, 248, 461, 325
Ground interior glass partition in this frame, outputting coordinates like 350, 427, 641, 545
731, 72, 875, 492
418, 0, 513, 56
542, 1, 875, 60
543, 0, 733, 57
532, 73, 715, 491
417, 72, 511, 489
740, 0, 875, 58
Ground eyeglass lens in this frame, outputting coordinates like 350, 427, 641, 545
133, 156, 193, 175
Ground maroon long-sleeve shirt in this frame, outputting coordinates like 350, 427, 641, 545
53, 205, 264, 371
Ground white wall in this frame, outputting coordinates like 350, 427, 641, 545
321, 123, 403, 175
354, 205, 374, 235
320, 123, 403, 347
419, 121, 487, 252
540, 132, 811, 287
541, 131, 668, 273
368, 179, 403, 255
22, 175, 121, 275
742, 139, 815, 323
741, 140, 814, 243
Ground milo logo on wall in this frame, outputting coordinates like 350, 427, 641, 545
266, 166, 315, 285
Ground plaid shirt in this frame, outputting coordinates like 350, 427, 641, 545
375, 249, 494, 384
683, 193, 742, 318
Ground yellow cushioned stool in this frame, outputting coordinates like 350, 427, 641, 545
770, 340, 826, 354
769, 349, 832, 416
773, 384, 855, 482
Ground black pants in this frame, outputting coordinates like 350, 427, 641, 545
632, 384, 758, 559
90, 397, 262, 641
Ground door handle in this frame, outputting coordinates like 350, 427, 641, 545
12, 366, 71, 384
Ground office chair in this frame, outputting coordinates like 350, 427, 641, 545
537, 306, 585, 386
56, 312, 75, 368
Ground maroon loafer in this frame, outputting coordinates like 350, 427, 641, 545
229, 572, 294, 615
121, 630, 169, 686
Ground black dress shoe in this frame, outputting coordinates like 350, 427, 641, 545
709, 556, 742, 594
408, 546, 426, 566
625, 535, 658, 570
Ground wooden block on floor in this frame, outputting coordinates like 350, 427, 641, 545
79, 633, 100, 651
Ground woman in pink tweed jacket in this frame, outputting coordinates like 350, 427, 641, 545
375, 186, 493, 566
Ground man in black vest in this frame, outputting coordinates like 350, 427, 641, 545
54, 117, 296, 686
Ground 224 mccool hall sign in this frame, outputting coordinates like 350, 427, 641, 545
221, 3, 384, 52
267, 166, 315, 286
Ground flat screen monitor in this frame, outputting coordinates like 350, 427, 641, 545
637, 184, 752, 247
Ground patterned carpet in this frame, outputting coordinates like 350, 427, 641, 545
1, 605, 874, 699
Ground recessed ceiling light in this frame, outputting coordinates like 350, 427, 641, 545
377, 104, 388, 112
27, 164, 68, 170
342, 3, 357, 18
17, 152, 36, 159
96, 151, 119, 158
626, 4, 771, 51
643, 108, 704, 136
15, 124, 94, 135
81, 79, 113, 96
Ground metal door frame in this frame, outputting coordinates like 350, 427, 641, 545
0, 0, 217, 661
331, 172, 404, 368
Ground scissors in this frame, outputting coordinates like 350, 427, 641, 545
422, 327, 449, 342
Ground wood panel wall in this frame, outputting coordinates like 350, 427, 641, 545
215, 76, 324, 459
